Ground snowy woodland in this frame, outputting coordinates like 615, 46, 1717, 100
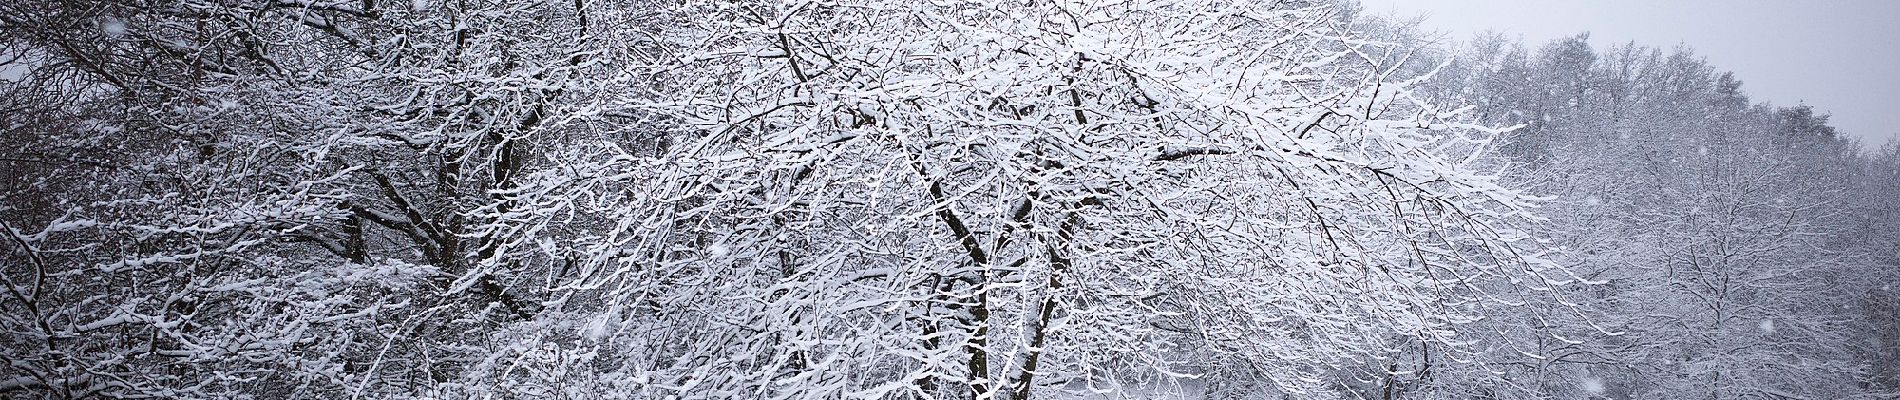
2, 0, 1897, 399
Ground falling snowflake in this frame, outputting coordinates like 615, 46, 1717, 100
582, 317, 612, 341
1759, 319, 1776, 334
708, 243, 731, 258
1580, 376, 1606, 394
100, 17, 128, 37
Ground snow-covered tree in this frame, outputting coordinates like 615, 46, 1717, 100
447, 1, 1588, 398
9, 0, 1894, 399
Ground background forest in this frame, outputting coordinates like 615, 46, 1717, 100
2, 0, 1896, 399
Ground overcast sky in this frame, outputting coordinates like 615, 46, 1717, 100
1356, 0, 1900, 147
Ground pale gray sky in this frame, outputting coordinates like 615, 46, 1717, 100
1356, 0, 1900, 147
